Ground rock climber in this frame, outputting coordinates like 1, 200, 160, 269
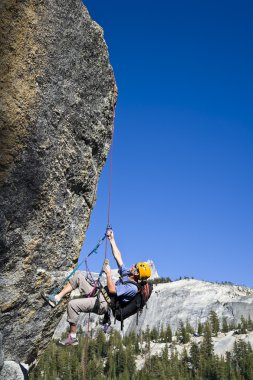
43, 229, 151, 346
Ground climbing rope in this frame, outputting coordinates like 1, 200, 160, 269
104, 82, 117, 259
84, 86, 117, 341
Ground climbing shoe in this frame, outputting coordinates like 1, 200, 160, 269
103, 323, 112, 334
58, 335, 79, 346
101, 311, 111, 325
41, 292, 59, 308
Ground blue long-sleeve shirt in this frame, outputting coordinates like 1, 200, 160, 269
115, 264, 138, 303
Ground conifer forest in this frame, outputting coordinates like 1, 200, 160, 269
31, 313, 253, 380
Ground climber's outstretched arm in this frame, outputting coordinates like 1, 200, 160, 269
106, 229, 123, 268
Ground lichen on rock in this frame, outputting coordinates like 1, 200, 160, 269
0, 0, 117, 366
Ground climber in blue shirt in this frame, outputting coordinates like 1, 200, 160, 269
114, 264, 139, 302
103, 229, 148, 302
43, 229, 152, 346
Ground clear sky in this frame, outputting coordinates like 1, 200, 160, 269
80, 0, 253, 287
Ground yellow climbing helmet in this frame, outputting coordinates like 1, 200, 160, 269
137, 262, 151, 280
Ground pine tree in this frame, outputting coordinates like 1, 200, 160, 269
164, 324, 172, 343
95, 329, 107, 357
200, 322, 214, 360
181, 347, 189, 367
105, 351, 116, 379
143, 326, 151, 354
197, 321, 204, 335
248, 315, 253, 331
232, 339, 253, 379
150, 326, 159, 341
134, 334, 140, 354
222, 317, 229, 333
209, 310, 220, 336
143, 325, 150, 343
225, 351, 233, 380
159, 325, 165, 342
199, 323, 218, 380
229, 320, 236, 331
186, 320, 194, 335
190, 341, 200, 375
125, 345, 136, 379
240, 315, 248, 334
176, 320, 190, 344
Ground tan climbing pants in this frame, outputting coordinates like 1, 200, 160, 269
67, 271, 108, 324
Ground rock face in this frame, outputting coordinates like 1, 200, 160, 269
0, 0, 116, 366
0, 334, 4, 371
0, 362, 26, 380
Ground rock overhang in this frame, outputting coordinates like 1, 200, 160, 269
0, 0, 117, 365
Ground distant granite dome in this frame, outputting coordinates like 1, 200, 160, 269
0, 0, 116, 370
147, 259, 159, 279
125, 279, 253, 334
54, 277, 253, 339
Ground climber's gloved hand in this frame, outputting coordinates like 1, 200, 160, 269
106, 229, 114, 241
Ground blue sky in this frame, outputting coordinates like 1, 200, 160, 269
80, 1, 253, 287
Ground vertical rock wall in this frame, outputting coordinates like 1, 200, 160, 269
0, 0, 117, 364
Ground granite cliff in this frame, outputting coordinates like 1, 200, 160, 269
54, 275, 253, 359
0, 0, 116, 369
54, 274, 253, 339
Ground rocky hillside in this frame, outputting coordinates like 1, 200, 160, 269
0, 0, 116, 369
125, 278, 253, 334
53, 273, 253, 370
54, 276, 253, 341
